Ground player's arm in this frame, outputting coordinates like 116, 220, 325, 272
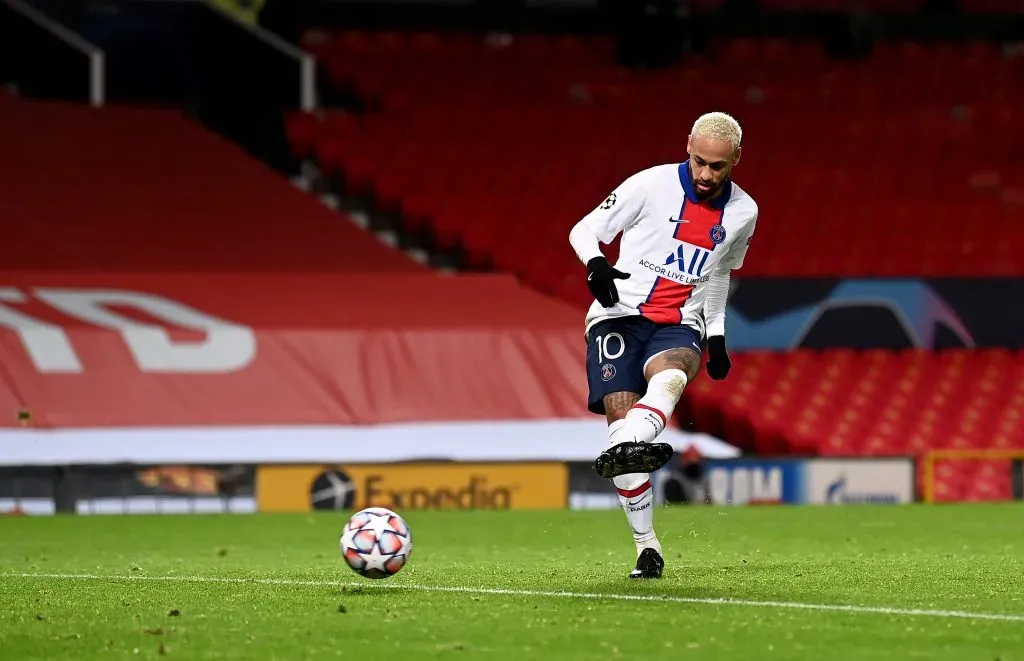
569, 171, 648, 307
703, 210, 757, 380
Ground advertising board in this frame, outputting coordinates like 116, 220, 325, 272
696, 459, 805, 505
257, 462, 568, 512
650, 457, 914, 506
804, 459, 915, 505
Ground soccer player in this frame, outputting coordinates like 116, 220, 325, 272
568, 111, 758, 579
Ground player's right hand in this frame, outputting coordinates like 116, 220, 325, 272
586, 256, 630, 308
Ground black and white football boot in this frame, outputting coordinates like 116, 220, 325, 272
629, 548, 665, 579
594, 441, 674, 479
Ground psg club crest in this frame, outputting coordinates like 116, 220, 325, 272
601, 363, 616, 381
709, 224, 727, 245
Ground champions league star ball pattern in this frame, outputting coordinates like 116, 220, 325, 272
340, 507, 413, 579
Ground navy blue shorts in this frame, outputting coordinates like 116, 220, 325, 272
585, 317, 703, 415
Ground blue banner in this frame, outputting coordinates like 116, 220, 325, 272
653, 458, 916, 506
690, 459, 803, 505
727, 279, 1020, 350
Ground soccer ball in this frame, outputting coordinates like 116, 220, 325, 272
339, 507, 413, 579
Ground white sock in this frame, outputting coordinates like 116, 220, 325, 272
609, 369, 688, 447
608, 420, 661, 557
613, 472, 660, 557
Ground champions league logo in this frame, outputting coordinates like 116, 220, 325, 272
727, 280, 977, 350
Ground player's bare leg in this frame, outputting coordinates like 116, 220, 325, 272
596, 348, 703, 579
643, 346, 702, 386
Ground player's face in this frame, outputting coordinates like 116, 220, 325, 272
687, 134, 741, 200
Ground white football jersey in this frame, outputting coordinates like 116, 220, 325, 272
578, 162, 758, 336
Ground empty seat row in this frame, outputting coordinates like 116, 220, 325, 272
286, 34, 1023, 287
680, 349, 1024, 501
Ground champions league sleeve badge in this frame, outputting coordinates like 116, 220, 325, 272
709, 224, 727, 245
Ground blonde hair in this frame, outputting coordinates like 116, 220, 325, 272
690, 112, 742, 150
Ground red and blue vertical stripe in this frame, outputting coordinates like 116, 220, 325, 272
638, 163, 730, 324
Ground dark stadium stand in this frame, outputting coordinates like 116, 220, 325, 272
288, 33, 1023, 304
750, 0, 1018, 11
759, 0, 926, 11
959, 0, 1024, 11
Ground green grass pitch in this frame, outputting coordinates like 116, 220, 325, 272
2, 504, 1023, 660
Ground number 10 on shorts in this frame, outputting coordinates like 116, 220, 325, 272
595, 332, 625, 363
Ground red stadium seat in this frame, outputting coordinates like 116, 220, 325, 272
288, 34, 1022, 286
677, 349, 1024, 501
283, 37, 1024, 501
0, 99, 428, 274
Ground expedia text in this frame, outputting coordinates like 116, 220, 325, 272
363, 475, 516, 510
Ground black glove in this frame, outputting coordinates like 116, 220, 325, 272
586, 256, 630, 308
705, 335, 731, 380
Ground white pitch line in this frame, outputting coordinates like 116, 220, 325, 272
6, 572, 1024, 623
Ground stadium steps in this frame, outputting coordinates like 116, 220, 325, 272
285, 128, 469, 274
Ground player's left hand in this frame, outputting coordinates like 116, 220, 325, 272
585, 256, 630, 308
705, 335, 731, 380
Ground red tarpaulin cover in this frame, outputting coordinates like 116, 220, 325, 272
0, 272, 589, 428
0, 98, 593, 429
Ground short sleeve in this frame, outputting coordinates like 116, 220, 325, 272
718, 210, 757, 271
578, 170, 648, 244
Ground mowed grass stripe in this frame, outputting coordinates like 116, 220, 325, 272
7, 572, 1024, 623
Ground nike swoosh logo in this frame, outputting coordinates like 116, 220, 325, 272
627, 498, 646, 507
668, 217, 689, 223
587, 273, 594, 281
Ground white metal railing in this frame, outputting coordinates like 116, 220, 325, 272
202, 0, 318, 111
1, 0, 105, 107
